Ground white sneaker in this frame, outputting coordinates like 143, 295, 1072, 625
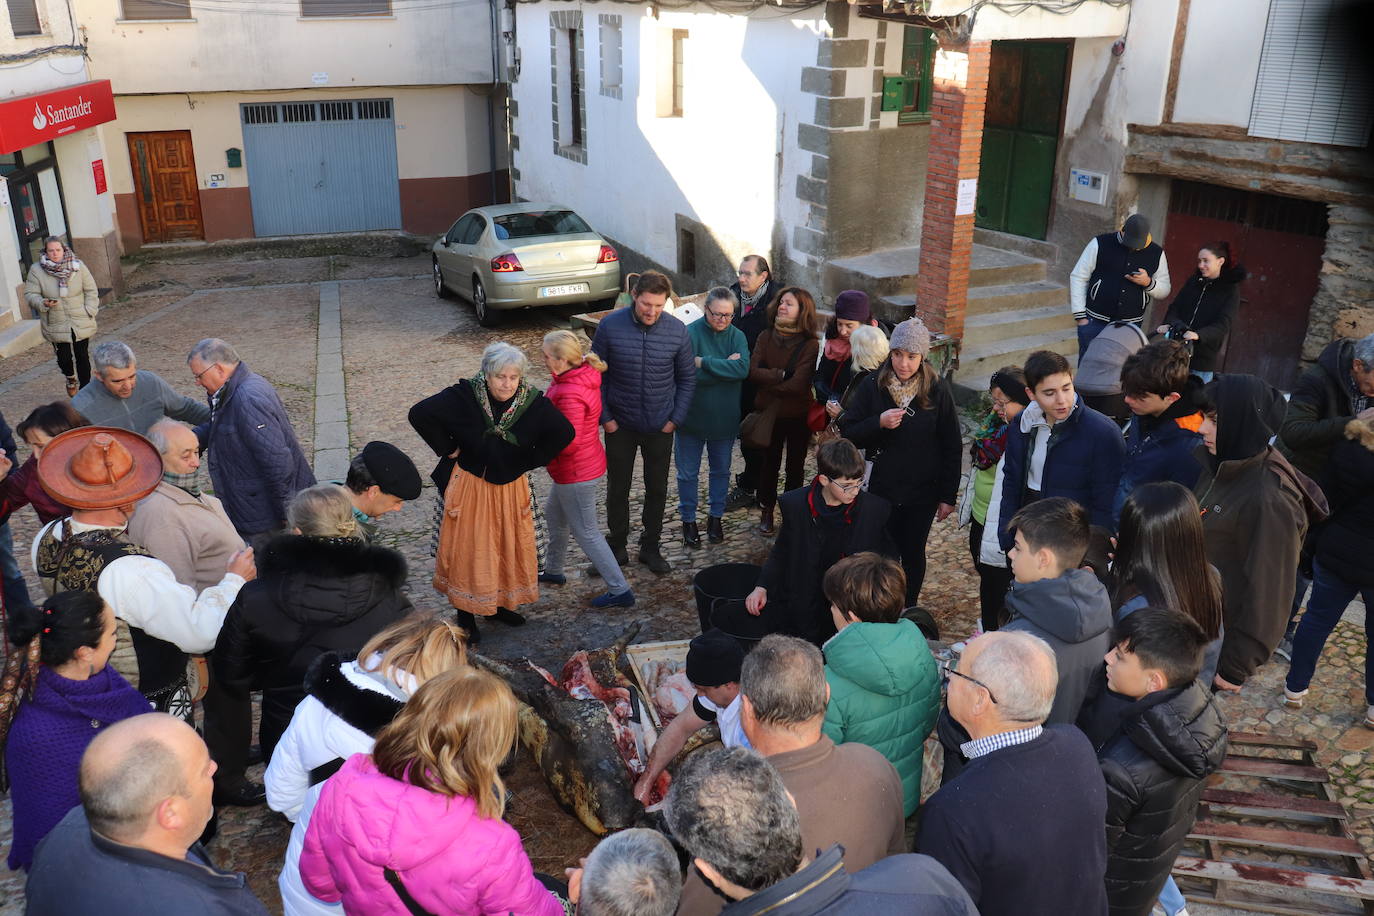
1364, 705, 1373, 730
1283, 687, 1308, 709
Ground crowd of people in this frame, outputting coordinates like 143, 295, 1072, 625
0, 231, 1367, 916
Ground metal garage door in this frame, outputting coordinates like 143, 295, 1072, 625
241, 99, 401, 237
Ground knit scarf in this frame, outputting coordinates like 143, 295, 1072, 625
39, 250, 77, 283
0, 637, 42, 792
887, 371, 922, 410
970, 413, 1011, 470
164, 469, 202, 497
470, 372, 537, 445
739, 280, 771, 314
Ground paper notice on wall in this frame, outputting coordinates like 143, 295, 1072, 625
955, 178, 977, 216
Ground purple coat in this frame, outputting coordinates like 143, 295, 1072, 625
5, 665, 152, 870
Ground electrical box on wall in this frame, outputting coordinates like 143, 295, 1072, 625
1069, 168, 1107, 206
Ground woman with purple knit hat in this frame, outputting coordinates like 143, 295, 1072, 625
0, 590, 151, 870
815, 290, 879, 421
838, 317, 963, 606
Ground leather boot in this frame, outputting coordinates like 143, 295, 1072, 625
682, 521, 701, 548
64, 376, 78, 398
454, 610, 481, 645
756, 506, 775, 536
707, 515, 725, 543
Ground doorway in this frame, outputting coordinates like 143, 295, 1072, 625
1162, 180, 1327, 390
2, 142, 70, 271
127, 131, 205, 243
975, 40, 1070, 241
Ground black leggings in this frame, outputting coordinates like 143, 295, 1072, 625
887, 501, 938, 606
969, 520, 1012, 632
758, 416, 811, 510
53, 334, 91, 387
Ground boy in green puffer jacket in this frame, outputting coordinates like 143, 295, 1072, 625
821, 552, 942, 817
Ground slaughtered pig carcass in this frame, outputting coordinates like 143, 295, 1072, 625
471, 626, 665, 835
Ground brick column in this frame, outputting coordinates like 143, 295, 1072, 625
915, 36, 990, 341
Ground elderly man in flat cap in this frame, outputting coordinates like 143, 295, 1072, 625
31, 426, 255, 718
337, 441, 423, 542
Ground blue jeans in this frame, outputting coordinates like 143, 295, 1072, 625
0, 521, 34, 615
1286, 561, 1373, 704
675, 433, 734, 522
1158, 875, 1187, 915
1076, 318, 1110, 362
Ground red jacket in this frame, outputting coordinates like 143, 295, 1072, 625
0, 455, 67, 526
546, 363, 607, 484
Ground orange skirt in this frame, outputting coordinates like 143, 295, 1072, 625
433, 466, 539, 615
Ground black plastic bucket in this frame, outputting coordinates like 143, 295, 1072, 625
693, 563, 765, 648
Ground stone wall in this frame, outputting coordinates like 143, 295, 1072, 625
1312, 204, 1374, 357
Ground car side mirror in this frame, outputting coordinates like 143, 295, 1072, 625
439, 239, 449, 247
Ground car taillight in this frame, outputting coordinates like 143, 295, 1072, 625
597, 244, 619, 264
491, 252, 523, 273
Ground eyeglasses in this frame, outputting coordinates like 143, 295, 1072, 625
706, 310, 733, 320
942, 663, 999, 704
990, 397, 1011, 410
191, 364, 217, 382
737, 269, 758, 278
826, 479, 862, 494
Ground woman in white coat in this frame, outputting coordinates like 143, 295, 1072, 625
23, 237, 99, 397
265, 612, 467, 916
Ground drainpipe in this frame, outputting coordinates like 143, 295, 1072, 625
487, 0, 501, 205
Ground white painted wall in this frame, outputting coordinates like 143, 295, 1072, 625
511, 2, 824, 273
1119, 0, 1180, 126
1172, 0, 1268, 126
74, 0, 493, 93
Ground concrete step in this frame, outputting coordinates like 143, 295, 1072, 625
966, 279, 1067, 317
955, 327, 1077, 391
0, 319, 44, 359
963, 303, 1070, 349
973, 227, 1060, 264
824, 244, 1046, 299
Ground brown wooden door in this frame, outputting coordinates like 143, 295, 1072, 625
127, 131, 204, 242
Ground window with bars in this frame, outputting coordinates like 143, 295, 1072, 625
282, 103, 317, 123
300, 0, 389, 16
6, 0, 41, 35
358, 99, 391, 119
243, 104, 279, 124
241, 100, 392, 126
320, 101, 353, 121
120, 0, 191, 20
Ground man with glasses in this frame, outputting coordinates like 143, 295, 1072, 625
917, 630, 1109, 916
676, 287, 749, 547
743, 439, 896, 645
726, 255, 774, 511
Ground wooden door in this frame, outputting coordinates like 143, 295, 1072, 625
975, 41, 1069, 240
1163, 180, 1326, 390
127, 131, 204, 243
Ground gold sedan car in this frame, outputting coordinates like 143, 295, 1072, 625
431, 203, 622, 326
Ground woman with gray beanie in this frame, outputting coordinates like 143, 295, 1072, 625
837, 317, 962, 605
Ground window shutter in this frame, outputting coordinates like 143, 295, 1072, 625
120, 0, 191, 19
1249, 0, 1373, 147
7, 0, 41, 36
300, 0, 390, 17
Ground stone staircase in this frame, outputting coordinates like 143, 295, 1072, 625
822, 236, 1077, 391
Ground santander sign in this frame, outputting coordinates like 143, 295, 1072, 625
0, 80, 116, 155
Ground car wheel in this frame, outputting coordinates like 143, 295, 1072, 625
433, 259, 453, 299
473, 278, 499, 327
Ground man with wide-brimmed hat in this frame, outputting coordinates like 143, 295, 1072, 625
30, 426, 256, 715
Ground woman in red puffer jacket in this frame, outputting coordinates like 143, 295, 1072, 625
539, 330, 634, 609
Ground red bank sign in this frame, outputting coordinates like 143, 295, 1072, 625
0, 80, 117, 155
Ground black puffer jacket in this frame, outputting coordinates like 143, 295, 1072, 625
1161, 264, 1245, 372
1315, 418, 1374, 586
213, 536, 413, 760
1279, 338, 1365, 481
1083, 678, 1228, 916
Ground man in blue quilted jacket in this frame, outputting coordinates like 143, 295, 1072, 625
188, 338, 316, 549
591, 271, 696, 574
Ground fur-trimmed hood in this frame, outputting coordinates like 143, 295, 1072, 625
1345, 417, 1374, 452
254, 534, 410, 628
303, 651, 405, 737
260, 534, 408, 586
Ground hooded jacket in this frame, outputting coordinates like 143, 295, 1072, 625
5, 665, 152, 870
1112, 383, 1205, 526
590, 305, 697, 433
998, 396, 1126, 549
212, 536, 413, 758
299, 754, 564, 916
1314, 419, 1374, 586
1081, 678, 1228, 916
1278, 338, 1367, 481
821, 619, 942, 817
1002, 568, 1115, 725
1161, 265, 1246, 373
545, 363, 608, 485
201, 361, 317, 536
1194, 375, 1328, 685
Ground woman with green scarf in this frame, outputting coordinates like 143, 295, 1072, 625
409, 343, 574, 642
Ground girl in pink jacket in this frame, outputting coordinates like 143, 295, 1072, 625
538, 330, 633, 609
299, 667, 566, 916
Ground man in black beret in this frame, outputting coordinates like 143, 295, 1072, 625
340, 441, 423, 541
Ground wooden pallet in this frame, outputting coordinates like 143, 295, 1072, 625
1174, 731, 1374, 915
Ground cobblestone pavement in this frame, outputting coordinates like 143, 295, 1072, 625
0, 246, 1367, 914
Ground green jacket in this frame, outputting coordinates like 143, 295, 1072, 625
822, 619, 941, 817
681, 319, 749, 441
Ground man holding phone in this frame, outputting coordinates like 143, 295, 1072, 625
1068, 213, 1170, 360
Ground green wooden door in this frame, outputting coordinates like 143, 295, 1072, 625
975, 41, 1068, 240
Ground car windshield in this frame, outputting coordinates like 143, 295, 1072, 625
492, 210, 592, 240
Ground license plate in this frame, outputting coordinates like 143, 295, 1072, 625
538, 283, 589, 298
